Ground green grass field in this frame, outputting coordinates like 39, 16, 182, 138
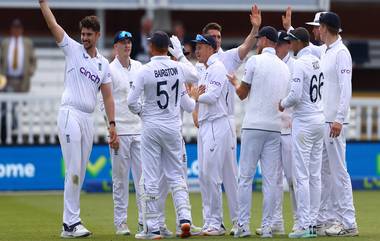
0, 191, 379, 241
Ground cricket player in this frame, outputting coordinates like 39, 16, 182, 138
127, 31, 198, 239
317, 12, 359, 237
39, 0, 117, 238
198, 5, 262, 235
100, 30, 143, 235
282, 7, 326, 59
228, 26, 289, 238
256, 30, 297, 236
192, 34, 234, 236
157, 38, 202, 238
279, 27, 325, 238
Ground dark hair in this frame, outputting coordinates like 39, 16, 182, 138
326, 25, 339, 35
202, 22, 222, 34
79, 16, 100, 32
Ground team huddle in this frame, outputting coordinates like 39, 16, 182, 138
38, 0, 358, 239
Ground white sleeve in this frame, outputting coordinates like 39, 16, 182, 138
334, 49, 352, 124
180, 84, 196, 113
242, 56, 256, 85
198, 66, 226, 104
178, 61, 198, 84
281, 64, 303, 108
222, 48, 242, 73
127, 69, 145, 115
101, 62, 112, 85
286, 26, 295, 34
57, 32, 81, 57
309, 42, 323, 59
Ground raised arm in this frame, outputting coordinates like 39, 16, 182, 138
237, 4, 261, 60
282, 6, 292, 31
39, 0, 65, 43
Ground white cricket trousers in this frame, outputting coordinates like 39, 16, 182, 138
272, 134, 298, 228
198, 117, 234, 228
318, 124, 357, 229
292, 119, 324, 229
110, 135, 143, 227
224, 116, 239, 223
141, 126, 191, 232
237, 129, 280, 228
157, 138, 188, 227
57, 107, 94, 226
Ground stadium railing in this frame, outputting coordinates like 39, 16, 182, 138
0, 94, 379, 145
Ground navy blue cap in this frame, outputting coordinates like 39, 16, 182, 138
277, 30, 290, 44
255, 26, 278, 43
192, 34, 217, 50
148, 31, 170, 49
319, 12, 342, 32
285, 27, 310, 43
113, 31, 133, 44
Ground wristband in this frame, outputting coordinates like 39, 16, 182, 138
109, 121, 116, 127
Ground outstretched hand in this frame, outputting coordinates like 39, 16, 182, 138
282, 6, 292, 31
226, 74, 238, 88
169, 35, 184, 60
250, 4, 262, 30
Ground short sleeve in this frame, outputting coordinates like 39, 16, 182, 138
57, 32, 81, 57
102, 62, 112, 85
242, 56, 256, 85
221, 48, 242, 73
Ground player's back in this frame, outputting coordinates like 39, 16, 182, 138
139, 56, 184, 129
243, 49, 290, 132
292, 48, 324, 123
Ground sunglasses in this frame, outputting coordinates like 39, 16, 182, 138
119, 31, 132, 39
195, 34, 211, 45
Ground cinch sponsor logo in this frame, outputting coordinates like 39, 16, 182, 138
209, 80, 221, 87
80, 67, 101, 84
0, 163, 35, 178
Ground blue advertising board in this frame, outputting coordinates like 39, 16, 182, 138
0, 142, 379, 191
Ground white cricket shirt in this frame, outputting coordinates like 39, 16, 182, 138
242, 47, 290, 132
127, 55, 198, 129
281, 52, 296, 135
197, 53, 229, 123
102, 57, 142, 135
281, 46, 325, 124
196, 48, 242, 116
320, 36, 352, 124
58, 32, 111, 113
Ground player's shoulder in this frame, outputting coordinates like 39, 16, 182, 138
130, 58, 143, 67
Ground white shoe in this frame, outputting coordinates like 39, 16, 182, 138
256, 225, 284, 236
315, 223, 331, 236
203, 225, 226, 236
261, 227, 272, 238
61, 223, 91, 238
116, 223, 130, 235
159, 225, 173, 238
325, 223, 359, 237
230, 220, 238, 235
135, 230, 162, 239
234, 224, 251, 238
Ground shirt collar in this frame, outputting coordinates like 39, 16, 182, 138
114, 56, 132, 70
296, 46, 312, 58
282, 52, 291, 63
262, 47, 276, 55
82, 46, 101, 59
326, 35, 342, 52
206, 53, 219, 67
151, 55, 170, 61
